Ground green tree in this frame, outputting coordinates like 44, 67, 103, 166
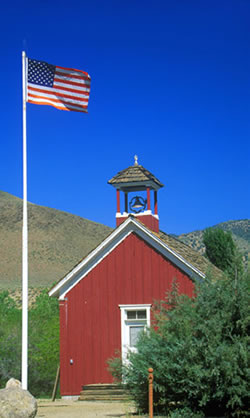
203, 228, 243, 277
0, 289, 59, 397
0, 292, 22, 387
109, 273, 249, 417
28, 289, 59, 396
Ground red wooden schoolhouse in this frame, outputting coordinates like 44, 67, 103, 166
49, 158, 217, 398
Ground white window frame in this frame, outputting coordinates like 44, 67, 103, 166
119, 304, 151, 362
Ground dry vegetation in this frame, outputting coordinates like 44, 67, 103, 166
0, 191, 249, 294
0, 191, 112, 291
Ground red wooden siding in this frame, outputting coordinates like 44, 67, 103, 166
116, 213, 159, 232
59, 232, 194, 396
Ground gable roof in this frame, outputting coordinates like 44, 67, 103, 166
108, 164, 164, 191
49, 217, 220, 300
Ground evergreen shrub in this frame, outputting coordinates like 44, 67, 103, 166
108, 274, 249, 417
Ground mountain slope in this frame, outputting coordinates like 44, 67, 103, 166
177, 219, 249, 266
0, 191, 112, 290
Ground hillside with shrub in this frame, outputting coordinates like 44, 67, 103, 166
0, 191, 248, 293
177, 219, 249, 268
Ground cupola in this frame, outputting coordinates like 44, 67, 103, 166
108, 156, 164, 233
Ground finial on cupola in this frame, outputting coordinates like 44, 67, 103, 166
134, 155, 138, 166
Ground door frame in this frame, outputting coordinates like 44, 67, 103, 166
119, 304, 151, 363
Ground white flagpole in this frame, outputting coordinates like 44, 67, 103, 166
22, 50, 28, 390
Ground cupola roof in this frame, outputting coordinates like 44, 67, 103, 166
108, 156, 164, 191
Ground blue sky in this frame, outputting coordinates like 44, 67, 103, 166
1, 0, 249, 234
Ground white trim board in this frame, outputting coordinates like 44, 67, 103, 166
49, 217, 205, 300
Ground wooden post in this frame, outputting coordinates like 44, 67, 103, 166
51, 365, 60, 401
148, 367, 153, 418
116, 189, 121, 213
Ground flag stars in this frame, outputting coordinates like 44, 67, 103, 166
28, 58, 55, 87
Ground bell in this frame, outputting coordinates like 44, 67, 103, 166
131, 196, 144, 209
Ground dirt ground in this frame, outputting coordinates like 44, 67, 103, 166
37, 399, 138, 418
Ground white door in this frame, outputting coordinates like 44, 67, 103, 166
119, 305, 151, 363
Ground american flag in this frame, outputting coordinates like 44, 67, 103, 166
27, 58, 91, 113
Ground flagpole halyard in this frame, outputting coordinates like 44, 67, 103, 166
22, 50, 28, 390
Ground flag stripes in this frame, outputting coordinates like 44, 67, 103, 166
28, 87, 89, 102
27, 58, 91, 113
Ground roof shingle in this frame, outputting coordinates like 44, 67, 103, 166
108, 164, 164, 189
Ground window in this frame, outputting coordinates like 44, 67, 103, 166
127, 310, 146, 320
129, 325, 144, 347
